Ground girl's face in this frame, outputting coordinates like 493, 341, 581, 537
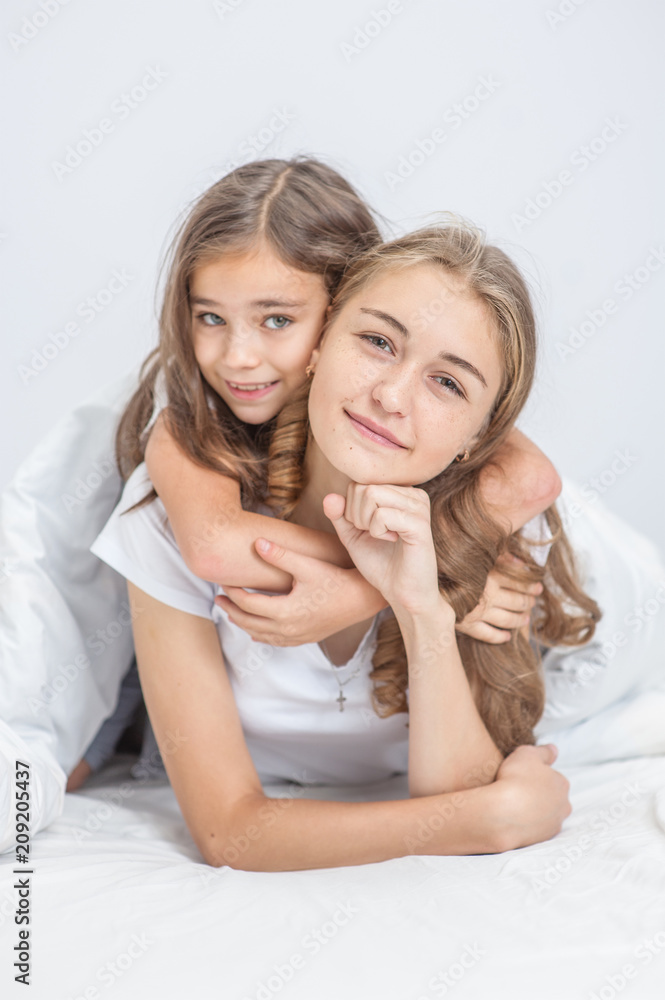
307, 264, 504, 487
190, 242, 330, 424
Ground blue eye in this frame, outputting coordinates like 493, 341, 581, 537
198, 312, 225, 327
360, 334, 393, 353
265, 315, 291, 330
433, 375, 464, 397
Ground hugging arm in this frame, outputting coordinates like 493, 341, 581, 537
148, 412, 559, 644
478, 427, 562, 534
145, 412, 356, 589
127, 581, 570, 871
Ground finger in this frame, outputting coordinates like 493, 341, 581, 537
216, 586, 288, 619
322, 492, 346, 522
214, 597, 287, 642
457, 621, 512, 643
497, 553, 525, 567
491, 590, 537, 614
323, 494, 364, 550
482, 608, 532, 629
349, 483, 429, 531
344, 482, 372, 531
490, 571, 543, 597
254, 538, 323, 582
535, 742, 558, 764
368, 505, 428, 543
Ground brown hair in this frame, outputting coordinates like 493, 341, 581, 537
115, 157, 382, 506
266, 219, 601, 755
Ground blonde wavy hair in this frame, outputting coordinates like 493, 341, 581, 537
265, 220, 601, 756
115, 157, 382, 508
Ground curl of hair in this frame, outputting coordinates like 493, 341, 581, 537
266, 220, 601, 756
114, 157, 382, 510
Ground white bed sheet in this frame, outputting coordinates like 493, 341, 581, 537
2, 754, 665, 1000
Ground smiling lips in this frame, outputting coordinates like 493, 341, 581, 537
344, 409, 407, 449
225, 380, 279, 400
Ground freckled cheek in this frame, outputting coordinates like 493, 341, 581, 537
417, 408, 469, 457
331, 348, 375, 397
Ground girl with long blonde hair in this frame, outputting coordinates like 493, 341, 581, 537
89, 218, 603, 869
67, 160, 559, 791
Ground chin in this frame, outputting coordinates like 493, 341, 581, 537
328, 448, 404, 485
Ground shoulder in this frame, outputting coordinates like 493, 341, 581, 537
92, 463, 217, 619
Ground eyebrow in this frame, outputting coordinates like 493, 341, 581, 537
191, 296, 306, 310
361, 307, 408, 338
359, 307, 488, 388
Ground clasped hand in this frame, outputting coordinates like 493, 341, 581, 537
322, 483, 443, 619
214, 483, 540, 645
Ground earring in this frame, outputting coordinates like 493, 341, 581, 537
455, 448, 470, 463
305, 364, 315, 378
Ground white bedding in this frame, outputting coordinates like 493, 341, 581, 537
2, 377, 665, 998
2, 753, 665, 1000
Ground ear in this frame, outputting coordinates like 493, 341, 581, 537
309, 345, 321, 368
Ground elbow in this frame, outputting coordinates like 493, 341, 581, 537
200, 842, 269, 873
200, 841, 244, 870
199, 834, 253, 871
534, 461, 562, 514
181, 546, 225, 585
521, 460, 562, 525
197, 794, 271, 871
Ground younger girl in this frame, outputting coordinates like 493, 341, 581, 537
68, 158, 557, 789
89, 220, 593, 870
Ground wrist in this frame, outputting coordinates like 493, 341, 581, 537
394, 593, 456, 638
416, 784, 509, 856
345, 569, 389, 615
478, 781, 520, 854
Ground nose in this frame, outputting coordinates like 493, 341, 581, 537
370, 365, 413, 415
220, 325, 261, 369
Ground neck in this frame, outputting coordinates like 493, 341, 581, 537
290, 437, 351, 533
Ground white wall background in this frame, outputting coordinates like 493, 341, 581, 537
2, 0, 664, 554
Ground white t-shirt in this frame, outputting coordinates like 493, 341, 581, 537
91, 462, 665, 778
90, 463, 410, 786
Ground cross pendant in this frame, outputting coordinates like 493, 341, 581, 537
336, 691, 346, 712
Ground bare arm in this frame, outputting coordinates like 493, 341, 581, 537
479, 427, 562, 533
144, 412, 354, 592
213, 430, 562, 647
397, 598, 504, 796
128, 583, 570, 871
146, 414, 559, 641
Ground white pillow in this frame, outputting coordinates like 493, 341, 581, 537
534, 478, 665, 762
0, 368, 142, 850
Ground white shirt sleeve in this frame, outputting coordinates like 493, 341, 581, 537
519, 512, 554, 567
90, 463, 217, 620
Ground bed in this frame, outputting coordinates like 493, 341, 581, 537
2, 375, 665, 999
2, 751, 665, 999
